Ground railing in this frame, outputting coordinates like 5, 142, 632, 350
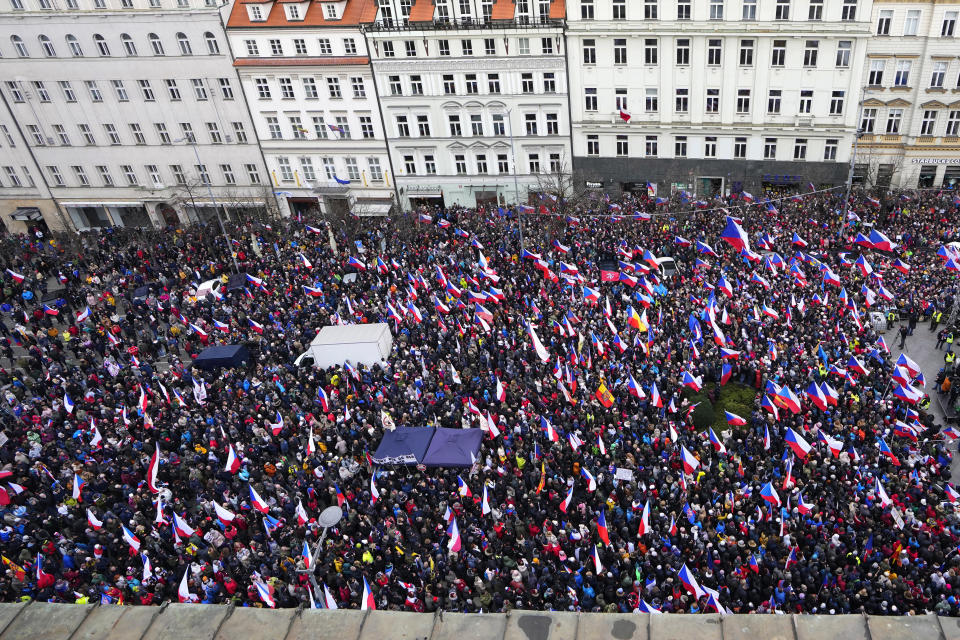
363, 17, 564, 32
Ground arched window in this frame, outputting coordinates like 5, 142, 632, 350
38, 35, 55, 57
120, 33, 137, 56
65, 34, 83, 56
11, 35, 28, 57
148, 33, 164, 56
176, 32, 191, 55
204, 31, 219, 55
93, 34, 110, 56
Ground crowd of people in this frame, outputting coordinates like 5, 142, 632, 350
0, 184, 959, 616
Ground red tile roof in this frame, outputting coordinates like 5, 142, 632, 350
233, 56, 370, 66
549, 0, 564, 19
490, 0, 514, 20
227, 0, 377, 28
408, 0, 434, 22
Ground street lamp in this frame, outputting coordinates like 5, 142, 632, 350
500, 108, 524, 252
841, 88, 870, 223
297, 505, 343, 597
174, 137, 240, 273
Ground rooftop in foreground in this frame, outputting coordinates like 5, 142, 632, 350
0, 601, 955, 640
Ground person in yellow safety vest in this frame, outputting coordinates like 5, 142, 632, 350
887, 310, 896, 330
931, 310, 943, 331
947, 332, 955, 351
946, 351, 956, 368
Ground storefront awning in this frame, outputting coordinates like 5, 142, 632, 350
10, 207, 42, 221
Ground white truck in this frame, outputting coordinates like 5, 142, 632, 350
294, 323, 393, 370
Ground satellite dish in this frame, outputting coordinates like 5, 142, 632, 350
317, 505, 343, 528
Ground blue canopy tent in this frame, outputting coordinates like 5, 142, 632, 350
191, 345, 251, 370
422, 428, 483, 468
371, 427, 435, 465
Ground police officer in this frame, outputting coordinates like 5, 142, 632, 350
931, 309, 944, 332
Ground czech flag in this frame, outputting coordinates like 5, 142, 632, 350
681, 371, 702, 392
214, 501, 236, 524
146, 443, 160, 494
256, 582, 276, 608
818, 431, 842, 458
225, 444, 241, 473
559, 486, 574, 513
72, 473, 86, 502
249, 484, 270, 513
591, 545, 603, 574
784, 428, 812, 458
868, 229, 896, 252
5, 269, 24, 283
708, 427, 727, 454
760, 481, 781, 506
878, 438, 901, 466
248, 318, 264, 334
87, 508, 103, 530
580, 468, 597, 492
122, 524, 141, 552
678, 563, 705, 599
76, 306, 91, 322
720, 216, 750, 252
720, 363, 732, 386
447, 518, 462, 553
680, 446, 700, 474
724, 411, 746, 426
596, 510, 610, 546
178, 568, 195, 603
346, 256, 367, 270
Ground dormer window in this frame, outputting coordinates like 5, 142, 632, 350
322, 1, 341, 19
248, 4, 265, 20
286, 4, 301, 19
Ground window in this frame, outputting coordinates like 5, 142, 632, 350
861, 108, 877, 133
344, 38, 357, 55
612, 0, 625, 20
121, 165, 138, 185
644, 39, 657, 64
709, 0, 722, 20
742, 0, 755, 20
614, 38, 627, 65
192, 78, 208, 100
327, 77, 341, 98
5, 81, 23, 103
944, 11, 957, 37
638, 88, 654, 112
72, 166, 88, 186
497, 154, 509, 173
492, 114, 505, 135
294, 78, 315, 101
267, 39, 282, 56
93, 34, 110, 56
10, 0, 23, 8
736, 89, 750, 113
775, 0, 789, 21
528, 153, 540, 173
734, 137, 746, 159
793, 138, 807, 160
799, 90, 812, 114
581, 0, 593, 19
803, 40, 818, 67
771, 40, 786, 67
219, 163, 235, 185
836, 41, 851, 67
932, 62, 947, 87
47, 166, 64, 186
467, 114, 483, 137
396, 115, 409, 137
546, 112, 558, 135
218, 78, 234, 100
524, 113, 537, 135
677, 0, 690, 19
485, 38, 496, 55
104, 123, 121, 145
206, 122, 222, 143
254, 78, 271, 99
66, 35, 83, 57
205, 32, 220, 55
461, 40, 473, 56
294, 157, 314, 182
34, 81, 50, 102
842, 0, 856, 21
0, 125, 14, 147
246, 164, 261, 184
704, 136, 717, 157
382, 41, 394, 57
228, 121, 246, 144
454, 154, 467, 174
763, 138, 777, 159
674, 136, 687, 157
868, 60, 885, 86
616, 134, 628, 157
245, 40, 259, 56
705, 89, 719, 113
249, 4, 263, 19
38, 35, 56, 57
707, 40, 722, 65
351, 77, 366, 98
130, 123, 145, 144
895, 60, 911, 86
739, 39, 753, 66
877, 10, 892, 35
824, 139, 838, 160
904, 10, 919, 36
439, 75, 454, 95
10, 35, 29, 58
946, 111, 960, 136
476, 153, 488, 174
53, 124, 69, 145
155, 123, 171, 144
438, 40, 449, 56
587, 135, 599, 156
277, 158, 295, 182
402, 155, 416, 174
615, 88, 628, 111
352, 115, 371, 139
808, 0, 822, 20
163, 79, 180, 101
416, 114, 430, 136
85, 80, 103, 102
583, 39, 596, 64
544, 71, 557, 93
177, 33, 192, 55
645, 135, 658, 157
829, 90, 844, 115
26, 125, 43, 146
465, 74, 478, 94
78, 124, 95, 145
368, 158, 383, 182
266, 116, 281, 139
676, 39, 689, 65
921, 110, 938, 136
311, 116, 327, 138
675, 88, 688, 113
147, 34, 164, 56
767, 89, 781, 114
521, 73, 534, 93
886, 109, 903, 133
583, 87, 597, 111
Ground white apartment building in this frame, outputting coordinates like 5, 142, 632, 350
565, 0, 872, 198
0, 0, 270, 233
858, 1, 960, 190
363, 0, 571, 210
226, 0, 395, 218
